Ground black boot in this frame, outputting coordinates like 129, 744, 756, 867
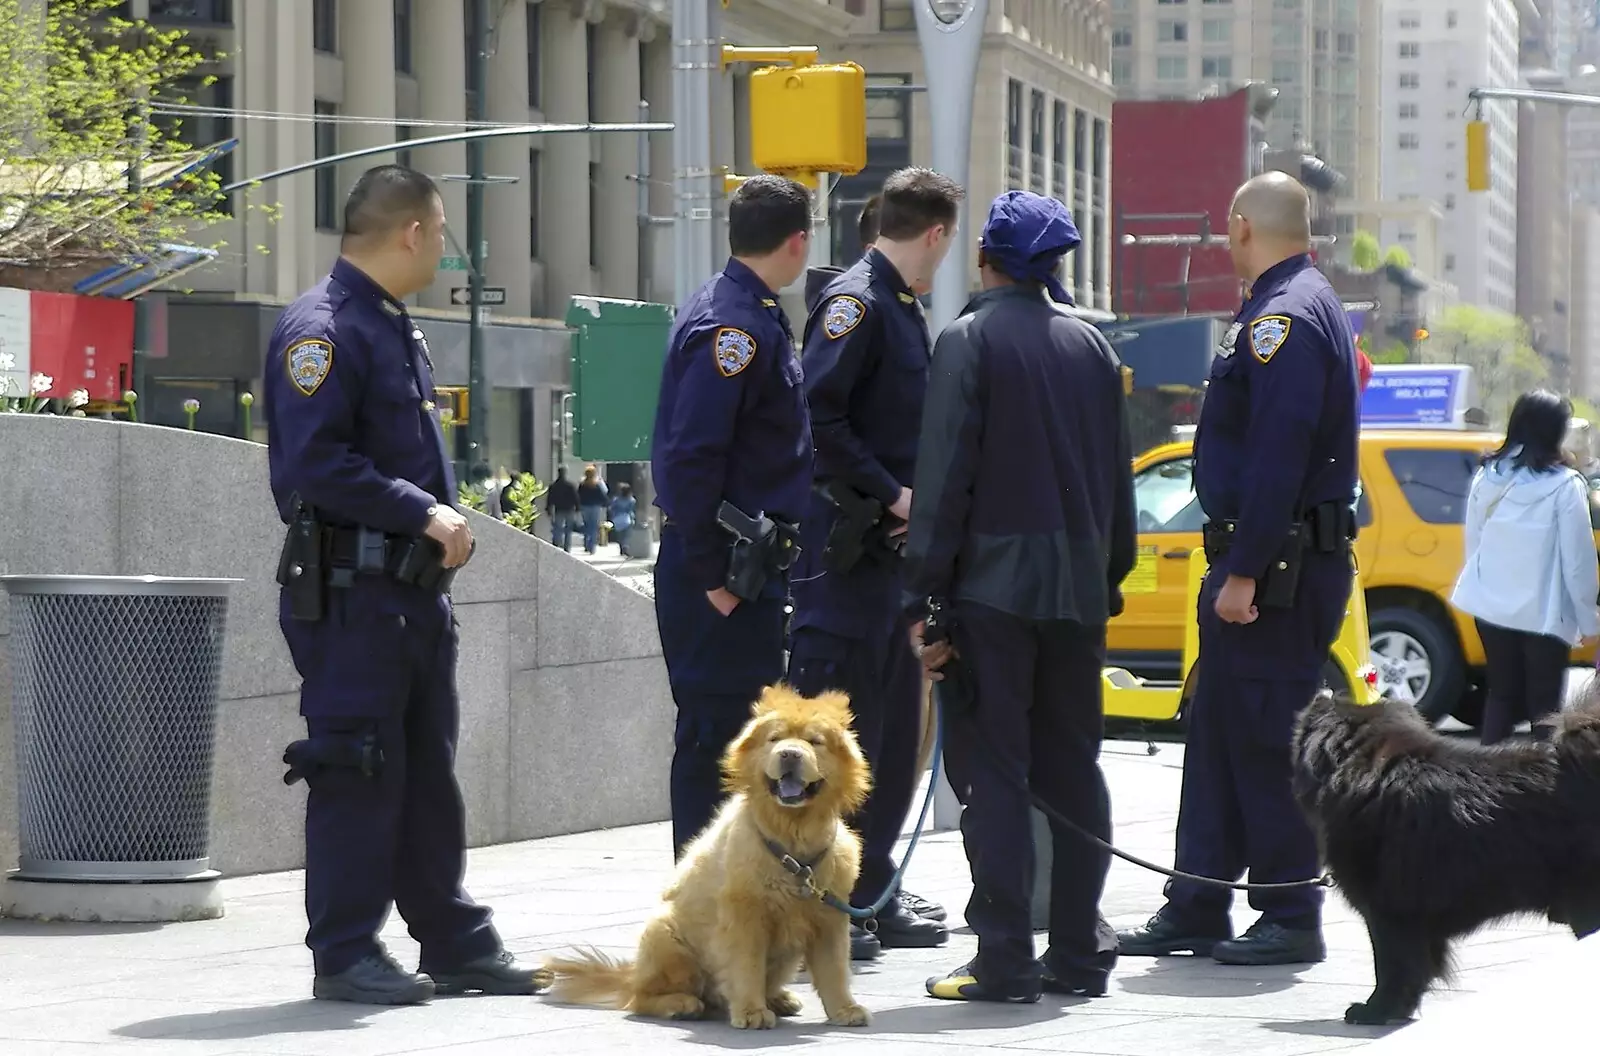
850, 924, 883, 961
1116, 910, 1233, 957
421, 950, 552, 995
1212, 921, 1325, 966
313, 950, 435, 1005
871, 897, 949, 949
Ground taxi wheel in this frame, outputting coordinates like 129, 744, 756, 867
1367, 607, 1464, 725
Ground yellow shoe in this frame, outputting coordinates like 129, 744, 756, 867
925, 961, 1041, 1003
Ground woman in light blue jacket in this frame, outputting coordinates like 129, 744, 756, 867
1452, 389, 1600, 745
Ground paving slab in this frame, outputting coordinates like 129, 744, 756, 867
0, 736, 1578, 1054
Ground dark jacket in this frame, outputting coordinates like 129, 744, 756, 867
903, 283, 1137, 624
545, 477, 579, 513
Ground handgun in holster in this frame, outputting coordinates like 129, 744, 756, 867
717, 501, 802, 602
817, 481, 905, 575
393, 536, 476, 594
923, 598, 977, 717
276, 496, 326, 622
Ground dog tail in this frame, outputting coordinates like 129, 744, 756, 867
542, 947, 637, 1009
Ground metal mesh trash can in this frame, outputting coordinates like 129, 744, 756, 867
2, 575, 238, 883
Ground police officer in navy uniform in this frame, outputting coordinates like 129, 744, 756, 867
264, 165, 544, 1005
1117, 171, 1360, 966
789, 168, 966, 961
908, 190, 1135, 1004
651, 174, 816, 859
804, 193, 881, 311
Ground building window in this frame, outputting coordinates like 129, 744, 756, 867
1112, 26, 1133, 47
1444, 252, 1455, 271
1336, 31, 1355, 53
1157, 56, 1187, 79
394, 0, 413, 73
1051, 99, 1067, 201
1446, 10, 1457, 28
1158, 19, 1187, 42
312, 0, 336, 52
1156, 0, 1187, 5
1445, 193, 1455, 210
314, 101, 339, 232
527, 3, 542, 107
1006, 79, 1024, 188
529, 150, 541, 257
1397, 11, 1419, 28
1202, 18, 1229, 42
1092, 117, 1106, 296
1398, 131, 1419, 149
1272, 23, 1299, 48
1399, 102, 1418, 119
147, 0, 231, 22
1399, 72, 1419, 88
881, 0, 913, 31
585, 23, 597, 119
867, 74, 911, 141
1202, 56, 1231, 78
1029, 90, 1046, 192
1398, 41, 1419, 58
1111, 58, 1132, 85
588, 162, 600, 267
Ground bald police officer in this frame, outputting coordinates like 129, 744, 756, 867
264, 165, 544, 1004
1117, 172, 1360, 966
652, 175, 816, 859
789, 168, 966, 961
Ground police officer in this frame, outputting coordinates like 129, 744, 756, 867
908, 190, 1136, 1004
1117, 171, 1360, 966
263, 165, 544, 1005
651, 174, 816, 859
789, 168, 966, 961
804, 193, 879, 315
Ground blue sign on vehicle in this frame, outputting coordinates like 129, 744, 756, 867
1362, 365, 1469, 427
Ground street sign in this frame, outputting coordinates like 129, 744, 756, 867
440, 255, 469, 271
450, 286, 506, 306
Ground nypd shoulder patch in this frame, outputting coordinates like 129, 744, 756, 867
285, 338, 334, 396
1249, 315, 1292, 363
1218, 321, 1242, 359
713, 327, 757, 377
822, 295, 867, 340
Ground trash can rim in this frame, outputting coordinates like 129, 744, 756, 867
0, 575, 242, 598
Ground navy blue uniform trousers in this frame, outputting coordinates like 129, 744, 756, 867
280, 583, 498, 977
653, 526, 788, 858
945, 602, 1119, 983
786, 614, 922, 908
1164, 557, 1349, 930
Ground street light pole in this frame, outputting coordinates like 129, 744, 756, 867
673, 0, 722, 305
465, 0, 490, 481
915, 0, 989, 336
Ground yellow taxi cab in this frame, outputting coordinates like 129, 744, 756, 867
1108, 429, 1600, 727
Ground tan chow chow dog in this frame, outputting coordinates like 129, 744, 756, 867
541, 684, 874, 1029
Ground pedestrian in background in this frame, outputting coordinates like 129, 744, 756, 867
908, 189, 1136, 1004
1451, 389, 1600, 745
578, 464, 608, 554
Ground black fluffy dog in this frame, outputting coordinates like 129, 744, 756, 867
1290, 688, 1600, 1026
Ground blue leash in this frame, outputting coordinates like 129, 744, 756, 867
767, 693, 946, 931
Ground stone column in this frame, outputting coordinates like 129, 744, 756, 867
338, 0, 397, 205
594, 13, 641, 298
539, 0, 593, 314
237, 0, 315, 298
484, 0, 534, 318
641, 30, 673, 304
412, 0, 468, 311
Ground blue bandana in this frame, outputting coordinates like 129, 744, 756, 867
979, 190, 1081, 305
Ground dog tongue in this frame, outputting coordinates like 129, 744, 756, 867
778, 775, 806, 800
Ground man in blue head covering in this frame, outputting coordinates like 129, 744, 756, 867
904, 189, 1138, 1003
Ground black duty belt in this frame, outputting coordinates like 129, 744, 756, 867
1202, 500, 1356, 562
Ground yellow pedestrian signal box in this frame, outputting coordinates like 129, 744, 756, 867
748, 61, 867, 177
1466, 120, 1490, 192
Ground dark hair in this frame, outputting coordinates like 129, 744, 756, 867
727, 175, 813, 257
618, 482, 632, 497
857, 195, 881, 245
342, 165, 440, 246
1486, 389, 1572, 472
877, 168, 965, 241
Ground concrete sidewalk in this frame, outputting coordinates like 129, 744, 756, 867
0, 737, 1574, 1055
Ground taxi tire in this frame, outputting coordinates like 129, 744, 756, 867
1367, 606, 1464, 726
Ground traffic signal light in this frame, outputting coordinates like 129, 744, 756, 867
1466, 120, 1490, 192
747, 61, 867, 177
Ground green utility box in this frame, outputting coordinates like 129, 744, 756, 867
565, 296, 675, 462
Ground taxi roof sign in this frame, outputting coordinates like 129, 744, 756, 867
1361, 363, 1478, 430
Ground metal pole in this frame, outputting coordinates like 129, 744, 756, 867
638, 98, 652, 302
915, 0, 990, 336
465, 0, 489, 482
673, 0, 720, 307
129, 99, 149, 405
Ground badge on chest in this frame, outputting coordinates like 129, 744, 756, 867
1218, 322, 1242, 359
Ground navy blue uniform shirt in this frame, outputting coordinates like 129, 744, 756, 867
1194, 254, 1360, 580
263, 257, 457, 531
651, 257, 813, 591
791, 249, 932, 637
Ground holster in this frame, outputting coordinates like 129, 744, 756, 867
718, 501, 802, 602
1202, 501, 1355, 611
276, 498, 326, 622
817, 482, 905, 575
282, 731, 384, 785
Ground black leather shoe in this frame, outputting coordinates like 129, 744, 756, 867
1116, 911, 1233, 957
422, 949, 552, 995
1212, 922, 1326, 966
313, 951, 435, 1005
1039, 962, 1110, 998
898, 890, 948, 922
872, 898, 949, 949
850, 925, 883, 961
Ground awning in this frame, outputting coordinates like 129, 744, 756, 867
73, 242, 219, 299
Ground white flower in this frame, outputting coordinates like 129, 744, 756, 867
0, 351, 14, 373
30, 373, 51, 395
182, 398, 200, 413
68, 389, 88, 408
